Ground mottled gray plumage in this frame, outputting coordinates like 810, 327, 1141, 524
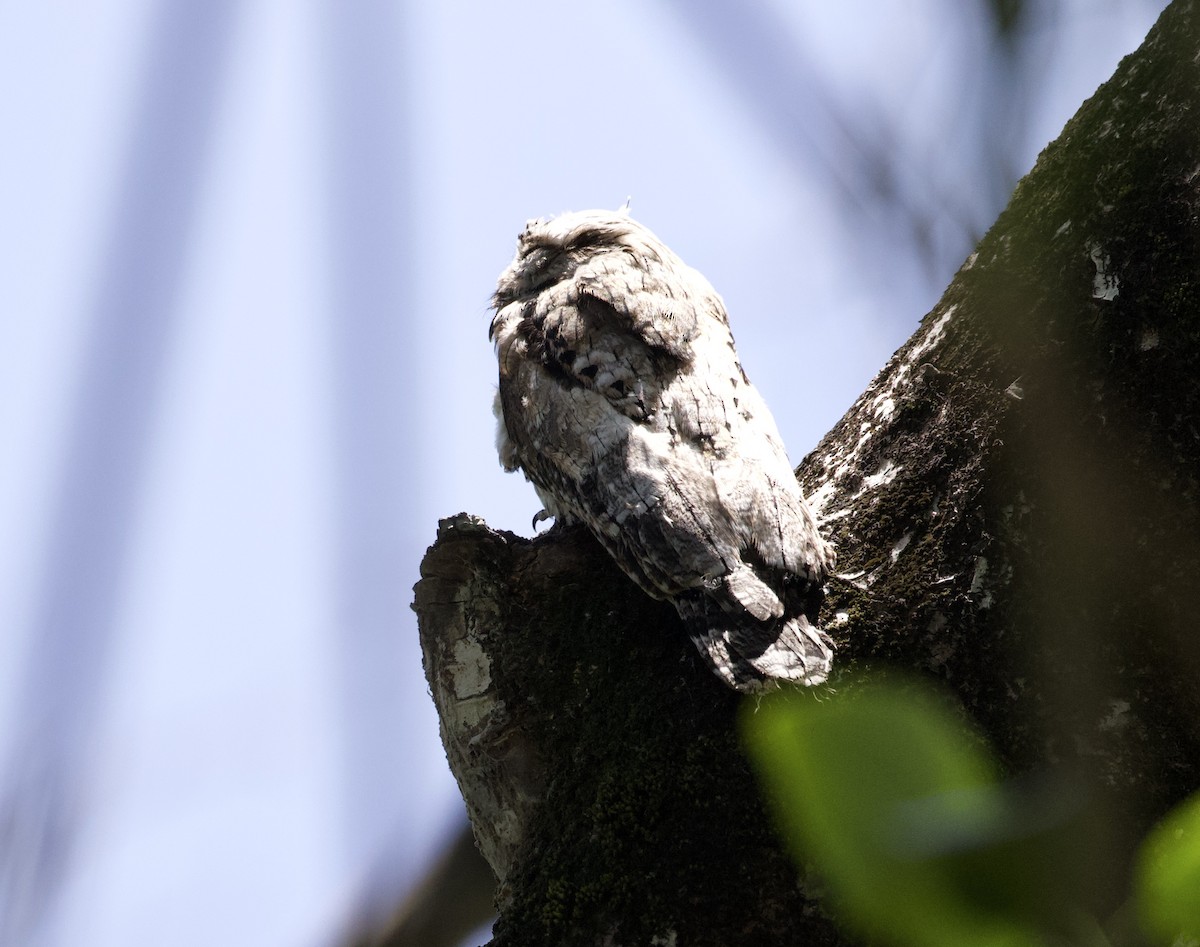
490, 209, 834, 691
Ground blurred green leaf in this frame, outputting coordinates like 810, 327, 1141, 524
742, 678, 1060, 947
1135, 789, 1200, 943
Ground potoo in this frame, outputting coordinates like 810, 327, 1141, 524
490, 209, 834, 691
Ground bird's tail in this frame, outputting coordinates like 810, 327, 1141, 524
677, 597, 834, 692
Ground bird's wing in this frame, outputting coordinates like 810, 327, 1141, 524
570, 247, 704, 361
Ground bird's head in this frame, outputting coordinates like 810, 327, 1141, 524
492, 209, 675, 312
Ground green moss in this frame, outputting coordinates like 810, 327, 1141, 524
478, 529, 837, 946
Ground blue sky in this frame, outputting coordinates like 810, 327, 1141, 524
0, 2, 1165, 945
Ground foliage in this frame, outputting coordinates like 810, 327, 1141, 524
1136, 790, 1200, 944
743, 675, 1200, 947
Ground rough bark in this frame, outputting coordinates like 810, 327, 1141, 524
414, 2, 1200, 943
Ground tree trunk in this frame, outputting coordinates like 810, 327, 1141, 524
414, 2, 1200, 943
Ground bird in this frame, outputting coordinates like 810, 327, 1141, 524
489, 208, 834, 692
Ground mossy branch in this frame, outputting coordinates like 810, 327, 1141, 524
414, 3, 1200, 943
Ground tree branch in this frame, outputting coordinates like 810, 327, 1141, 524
415, 2, 1200, 942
